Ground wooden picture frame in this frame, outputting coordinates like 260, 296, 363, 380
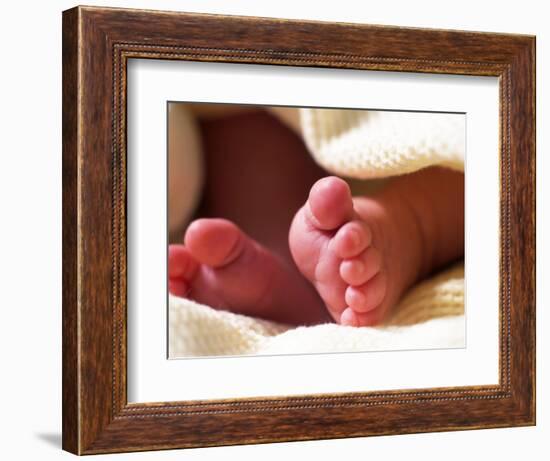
62, 5, 535, 455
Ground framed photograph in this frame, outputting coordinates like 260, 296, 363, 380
62, 5, 535, 455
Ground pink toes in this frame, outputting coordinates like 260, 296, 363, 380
168, 218, 247, 299
344, 272, 387, 313
292, 175, 389, 326
306, 177, 354, 230
333, 220, 386, 322
168, 278, 189, 298
168, 245, 199, 297
184, 218, 244, 268
331, 220, 372, 259
340, 307, 385, 327
339, 247, 382, 286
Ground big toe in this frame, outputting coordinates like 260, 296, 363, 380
307, 176, 354, 231
184, 218, 244, 268
168, 245, 198, 297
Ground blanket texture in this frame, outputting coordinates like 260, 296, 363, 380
301, 108, 465, 178
169, 107, 465, 358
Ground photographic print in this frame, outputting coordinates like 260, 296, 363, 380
166, 102, 466, 358
62, 6, 534, 454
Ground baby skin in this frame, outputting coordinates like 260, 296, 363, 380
169, 166, 464, 327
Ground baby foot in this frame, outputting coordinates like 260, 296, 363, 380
169, 218, 331, 325
289, 176, 422, 327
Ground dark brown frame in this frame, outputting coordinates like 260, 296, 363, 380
62, 5, 536, 455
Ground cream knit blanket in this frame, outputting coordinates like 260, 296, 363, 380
169, 107, 465, 358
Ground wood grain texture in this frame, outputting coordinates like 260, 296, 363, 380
61, 7, 79, 454
62, 5, 536, 455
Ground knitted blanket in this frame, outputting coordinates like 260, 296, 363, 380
169, 107, 465, 357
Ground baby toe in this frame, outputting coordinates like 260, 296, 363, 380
168, 278, 190, 298
340, 307, 358, 326
306, 176, 354, 231
340, 307, 385, 327
168, 244, 198, 280
339, 246, 382, 286
344, 272, 387, 313
185, 218, 244, 268
168, 244, 198, 297
331, 220, 372, 259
